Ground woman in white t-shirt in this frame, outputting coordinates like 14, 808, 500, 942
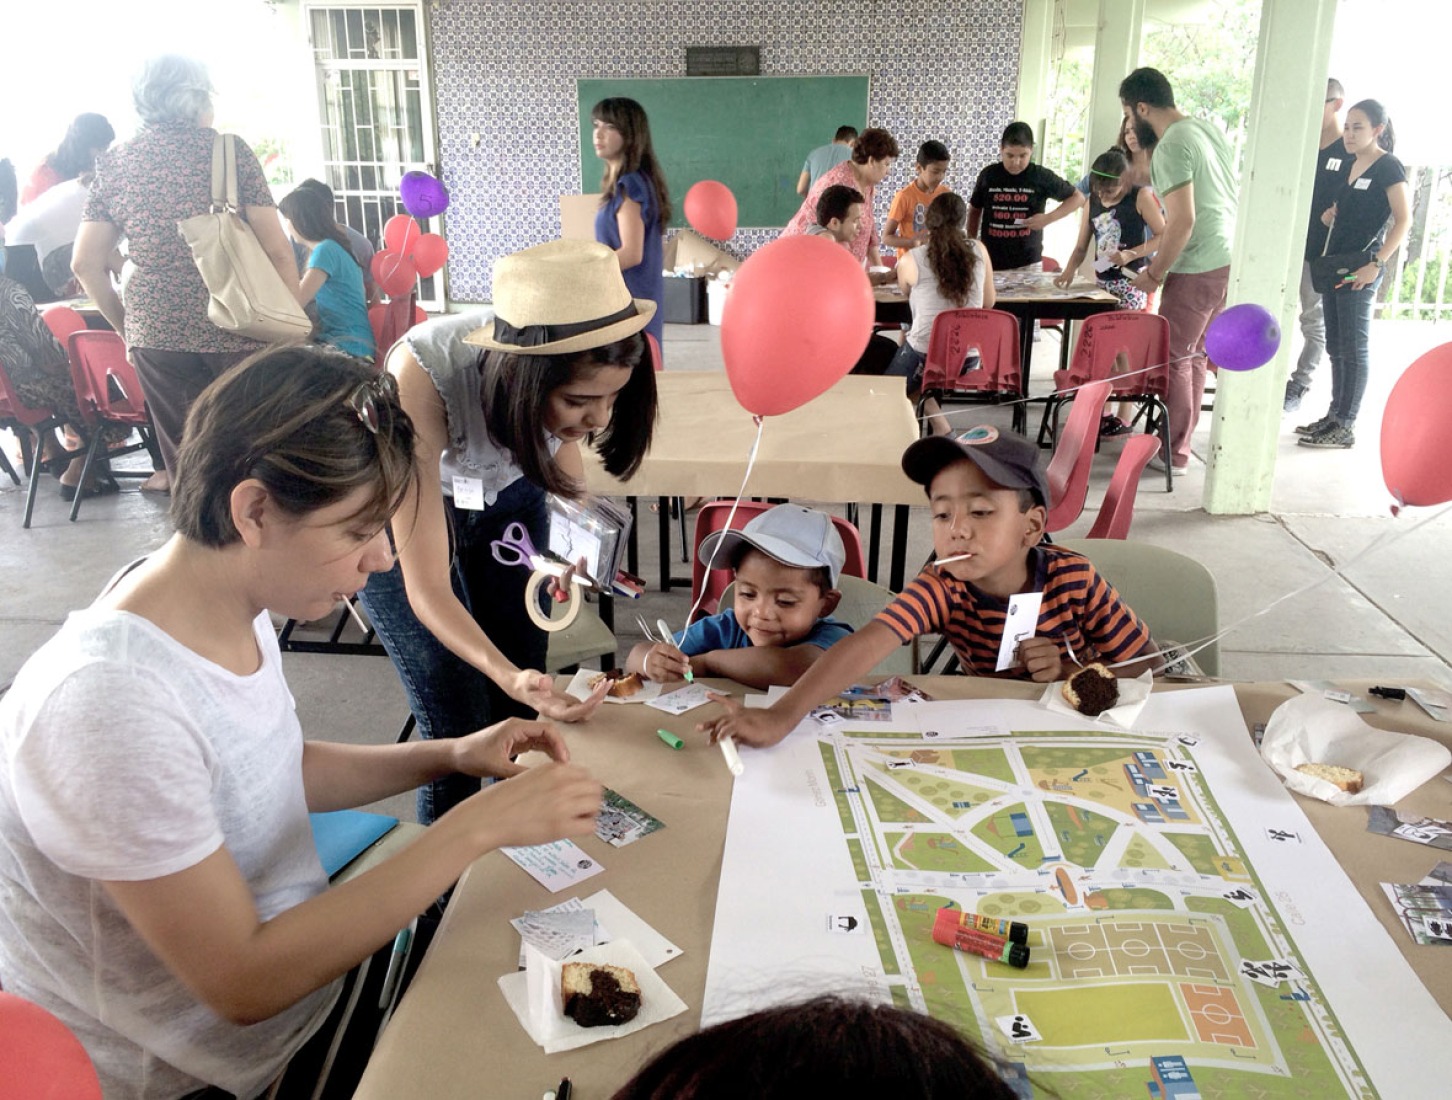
885, 192, 996, 435
0, 346, 602, 1099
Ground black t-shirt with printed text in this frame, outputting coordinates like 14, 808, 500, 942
969, 162, 1077, 270
1304, 140, 1353, 262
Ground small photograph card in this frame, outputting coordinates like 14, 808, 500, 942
502, 839, 605, 893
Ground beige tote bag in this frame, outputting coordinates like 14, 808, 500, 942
177, 134, 311, 343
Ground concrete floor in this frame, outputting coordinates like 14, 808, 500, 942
3, 317, 1449, 823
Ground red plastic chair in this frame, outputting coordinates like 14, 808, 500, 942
646, 332, 663, 371
1045, 379, 1110, 533
1085, 434, 1161, 539
41, 305, 88, 349
65, 331, 161, 522
919, 308, 1024, 434
0, 358, 67, 528
688, 501, 868, 623
0, 991, 103, 1099
368, 298, 427, 362
1039, 311, 1173, 492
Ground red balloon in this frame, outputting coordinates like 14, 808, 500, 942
1381, 342, 1452, 506
383, 214, 420, 255
371, 250, 418, 299
0, 992, 103, 1100
720, 235, 873, 416
683, 180, 738, 240
412, 232, 450, 278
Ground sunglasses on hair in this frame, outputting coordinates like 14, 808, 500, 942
347, 371, 399, 434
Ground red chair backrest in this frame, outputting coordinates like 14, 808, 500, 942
689, 501, 868, 622
1066, 311, 1170, 399
1086, 434, 1161, 539
646, 332, 663, 372
1037, 257, 1066, 327
1045, 378, 1111, 533
0, 358, 60, 429
368, 298, 427, 361
41, 305, 88, 350
921, 309, 1021, 395
66, 331, 151, 427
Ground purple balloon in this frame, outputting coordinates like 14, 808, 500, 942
400, 171, 449, 218
1204, 303, 1280, 372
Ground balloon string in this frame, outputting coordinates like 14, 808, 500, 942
680, 414, 767, 632
1099, 500, 1452, 676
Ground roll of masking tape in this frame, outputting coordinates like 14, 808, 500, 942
523, 569, 583, 633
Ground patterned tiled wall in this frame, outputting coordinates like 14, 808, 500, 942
427, 0, 1023, 302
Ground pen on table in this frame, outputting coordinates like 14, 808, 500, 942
718, 733, 745, 776
377, 921, 414, 1009
556, 1078, 573, 1100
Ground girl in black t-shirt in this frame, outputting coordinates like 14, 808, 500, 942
1298, 100, 1412, 450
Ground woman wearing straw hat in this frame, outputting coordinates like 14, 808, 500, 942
359, 239, 658, 824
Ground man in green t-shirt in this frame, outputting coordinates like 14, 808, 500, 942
1119, 67, 1237, 475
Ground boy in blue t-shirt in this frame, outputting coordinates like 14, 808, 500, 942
627, 505, 853, 689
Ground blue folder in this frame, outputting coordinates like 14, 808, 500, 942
309, 810, 400, 877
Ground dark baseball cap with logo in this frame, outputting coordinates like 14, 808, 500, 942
901, 425, 1050, 507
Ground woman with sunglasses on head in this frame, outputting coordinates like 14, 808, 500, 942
358, 239, 658, 824
0, 345, 602, 1099
1297, 99, 1411, 451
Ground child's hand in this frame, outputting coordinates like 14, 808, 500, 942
547, 556, 588, 602
1017, 636, 1067, 683
1110, 249, 1136, 268
1021, 212, 1050, 230
1052, 268, 1073, 289
697, 692, 792, 748
641, 642, 690, 683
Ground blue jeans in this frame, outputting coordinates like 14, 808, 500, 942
885, 341, 926, 390
359, 477, 548, 824
1321, 277, 1378, 427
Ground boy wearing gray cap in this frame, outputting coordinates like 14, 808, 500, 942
699, 427, 1156, 747
627, 505, 853, 690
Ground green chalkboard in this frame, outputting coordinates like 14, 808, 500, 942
577, 76, 869, 230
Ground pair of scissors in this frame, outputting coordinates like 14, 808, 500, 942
490, 522, 594, 588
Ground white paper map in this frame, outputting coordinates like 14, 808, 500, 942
703, 686, 1452, 1098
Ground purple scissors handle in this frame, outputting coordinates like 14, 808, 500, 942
490, 521, 541, 571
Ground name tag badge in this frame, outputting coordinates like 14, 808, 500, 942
1353, 177, 1372, 190
1324, 157, 1342, 171
451, 475, 485, 510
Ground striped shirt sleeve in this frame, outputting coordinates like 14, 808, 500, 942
875, 571, 953, 643
1077, 566, 1153, 662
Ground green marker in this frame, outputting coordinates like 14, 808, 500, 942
655, 728, 684, 750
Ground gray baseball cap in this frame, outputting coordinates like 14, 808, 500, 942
698, 505, 847, 587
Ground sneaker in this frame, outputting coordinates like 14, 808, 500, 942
1283, 385, 1305, 414
1298, 424, 1355, 449
1099, 415, 1132, 438
1147, 456, 1187, 477
1294, 414, 1336, 437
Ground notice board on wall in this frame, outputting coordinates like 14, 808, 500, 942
576, 75, 870, 230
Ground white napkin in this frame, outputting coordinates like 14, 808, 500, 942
1039, 670, 1154, 729
498, 939, 687, 1054
564, 667, 664, 705
1260, 692, 1452, 806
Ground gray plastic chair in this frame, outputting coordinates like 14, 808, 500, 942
1056, 539, 1220, 677
721, 575, 915, 677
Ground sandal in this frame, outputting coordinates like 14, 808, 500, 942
1098, 415, 1132, 438
59, 476, 120, 502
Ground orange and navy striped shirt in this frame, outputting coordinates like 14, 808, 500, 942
874, 545, 1152, 677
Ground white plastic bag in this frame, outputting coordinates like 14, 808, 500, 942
1260, 692, 1451, 806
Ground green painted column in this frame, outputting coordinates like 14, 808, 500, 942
1085, 0, 1144, 170
1017, 0, 1055, 138
1203, 0, 1338, 513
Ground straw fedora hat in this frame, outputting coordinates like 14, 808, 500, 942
465, 239, 656, 355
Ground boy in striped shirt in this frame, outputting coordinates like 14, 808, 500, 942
699, 427, 1158, 748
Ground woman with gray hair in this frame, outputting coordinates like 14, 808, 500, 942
71, 55, 300, 493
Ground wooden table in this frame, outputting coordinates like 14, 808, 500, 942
583, 373, 923, 593
355, 677, 1452, 1099
874, 274, 1120, 398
